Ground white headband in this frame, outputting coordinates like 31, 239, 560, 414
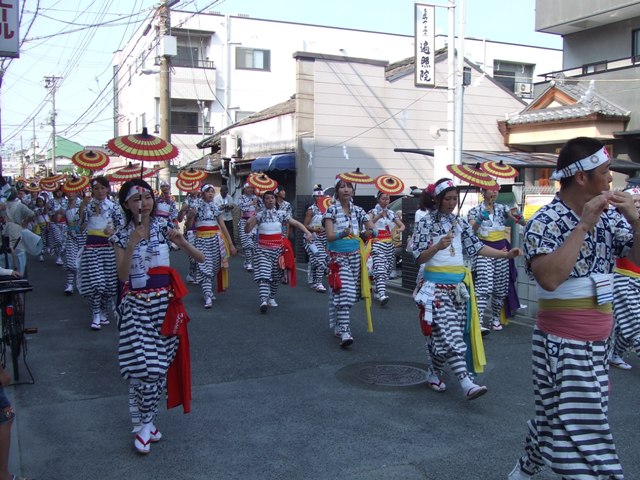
624, 186, 640, 196
550, 146, 610, 180
435, 179, 456, 197
201, 184, 215, 193
125, 185, 151, 202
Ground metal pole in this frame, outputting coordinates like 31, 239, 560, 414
447, 0, 455, 165
454, 0, 465, 166
44, 75, 62, 175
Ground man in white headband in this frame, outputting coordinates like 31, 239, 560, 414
509, 137, 640, 479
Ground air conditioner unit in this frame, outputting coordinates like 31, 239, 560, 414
221, 134, 241, 158
516, 82, 532, 94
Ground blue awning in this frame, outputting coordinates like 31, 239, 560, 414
251, 153, 296, 172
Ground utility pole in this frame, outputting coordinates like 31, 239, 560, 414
157, 1, 177, 186
44, 75, 62, 175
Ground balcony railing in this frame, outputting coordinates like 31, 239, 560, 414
541, 54, 639, 81
171, 124, 215, 135
155, 57, 215, 69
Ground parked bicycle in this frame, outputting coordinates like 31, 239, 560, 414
0, 275, 34, 384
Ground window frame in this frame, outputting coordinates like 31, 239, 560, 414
235, 47, 271, 72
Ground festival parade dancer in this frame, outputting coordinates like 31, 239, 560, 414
610, 186, 640, 370
368, 191, 404, 306
238, 183, 261, 272
323, 178, 376, 348
178, 191, 200, 284
62, 191, 84, 295
32, 195, 49, 262
303, 185, 329, 292
467, 188, 525, 332
508, 137, 640, 480
245, 190, 312, 313
46, 188, 68, 265
154, 181, 178, 226
185, 184, 237, 309
78, 176, 124, 330
412, 178, 521, 400
111, 179, 204, 455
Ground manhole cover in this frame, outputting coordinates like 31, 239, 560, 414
336, 362, 429, 388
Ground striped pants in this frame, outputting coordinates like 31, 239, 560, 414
304, 233, 328, 285
516, 329, 623, 479
48, 222, 65, 258
612, 273, 640, 358
78, 244, 117, 317
371, 241, 394, 298
328, 253, 360, 335
425, 285, 471, 380
194, 235, 222, 299
253, 246, 283, 301
239, 219, 256, 268
117, 289, 178, 432
473, 255, 508, 324
63, 231, 84, 287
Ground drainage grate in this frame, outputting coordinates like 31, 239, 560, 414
336, 362, 429, 389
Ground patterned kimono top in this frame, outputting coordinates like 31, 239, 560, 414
238, 194, 262, 218
411, 211, 483, 266
155, 195, 178, 222
369, 204, 397, 234
467, 203, 510, 241
256, 208, 291, 235
323, 201, 368, 252
523, 196, 633, 279
82, 198, 124, 234
111, 218, 173, 289
307, 203, 324, 230
65, 198, 82, 232
192, 198, 222, 227
47, 197, 68, 222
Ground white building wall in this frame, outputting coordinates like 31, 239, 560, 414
115, 12, 562, 167
305, 55, 525, 196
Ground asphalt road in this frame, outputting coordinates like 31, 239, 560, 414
6, 252, 640, 479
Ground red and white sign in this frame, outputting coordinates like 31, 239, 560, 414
0, 0, 19, 58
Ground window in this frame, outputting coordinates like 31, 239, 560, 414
175, 46, 199, 68
495, 70, 515, 92
236, 47, 271, 71
582, 62, 607, 74
633, 29, 640, 61
171, 111, 199, 134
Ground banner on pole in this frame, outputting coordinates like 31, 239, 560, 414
414, 3, 435, 87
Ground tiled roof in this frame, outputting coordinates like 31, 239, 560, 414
506, 80, 630, 125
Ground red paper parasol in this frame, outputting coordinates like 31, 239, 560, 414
109, 163, 157, 183
374, 174, 405, 195
39, 180, 59, 192
175, 178, 202, 193
62, 176, 90, 194
247, 173, 277, 193
446, 163, 499, 191
23, 182, 40, 193
336, 167, 374, 184
71, 150, 110, 171
480, 160, 518, 179
107, 127, 179, 162
41, 173, 66, 183
177, 168, 207, 182
316, 196, 333, 213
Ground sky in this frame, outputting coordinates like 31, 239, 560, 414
0, 0, 562, 161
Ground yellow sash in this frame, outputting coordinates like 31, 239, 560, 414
355, 236, 373, 333
196, 230, 220, 239
478, 230, 507, 242
87, 229, 108, 237
424, 265, 486, 373
614, 267, 640, 278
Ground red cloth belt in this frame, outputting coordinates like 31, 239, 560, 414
152, 266, 192, 414
258, 233, 283, 249
376, 230, 392, 239
195, 226, 219, 231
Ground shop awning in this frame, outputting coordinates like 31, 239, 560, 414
251, 153, 296, 172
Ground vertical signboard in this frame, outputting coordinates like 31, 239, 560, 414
0, 0, 19, 58
415, 3, 435, 87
